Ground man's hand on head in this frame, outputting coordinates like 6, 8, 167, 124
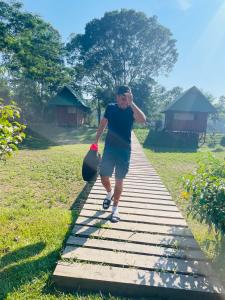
124, 92, 133, 106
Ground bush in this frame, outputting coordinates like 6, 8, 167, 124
183, 153, 225, 234
0, 100, 26, 160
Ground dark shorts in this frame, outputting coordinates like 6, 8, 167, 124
100, 146, 131, 179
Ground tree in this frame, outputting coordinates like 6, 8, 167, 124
131, 81, 183, 122
0, 99, 25, 160
214, 95, 225, 119
0, 0, 71, 121
0, 66, 10, 100
67, 9, 178, 118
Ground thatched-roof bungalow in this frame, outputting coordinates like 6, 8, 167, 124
162, 86, 217, 134
48, 86, 90, 127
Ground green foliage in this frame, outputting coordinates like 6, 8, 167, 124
183, 154, 225, 234
133, 128, 149, 145
67, 9, 178, 116
0, 0, 71, 121
0, 139, 122, 299
0, 99, 26, 160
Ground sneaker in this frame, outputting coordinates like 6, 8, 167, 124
102, 193, 113, 210
111, 210, 120, 223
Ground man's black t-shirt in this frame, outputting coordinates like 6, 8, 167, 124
104, 103, 134, 149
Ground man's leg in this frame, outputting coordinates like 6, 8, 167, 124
113, 179, 123, 207
101, 176, 112, 193
111, 178, 123, 222
111, 148, 130, 222
99, 147, 115, 210
101, 176, 113, 209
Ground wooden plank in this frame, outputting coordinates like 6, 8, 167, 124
96, 178, 164, 184
93, 183, 168, 192
128, 168, 156, 171
72, 224, 201, 249
129, 166, 155, 169
79, 209, 187, 227
84, 202, 182, 218
87, 194, 174, 205
53, 133, 225, 298
82, 204, 184, 221
123, 183, 167, 189
90, 190, 173, 200
125, 174, 160, 179
74, 216, 191, 236
92, 187, 171, 196
127, 174, 159, 177
62, 245, 212, 277
94, 181, 167, 189
66, 235, 206, 260
53, 261, 225, 299
127, 172, 158, 175
95, 178, 165, 185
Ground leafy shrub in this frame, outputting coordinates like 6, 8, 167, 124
0, 100, 26, 160
183, 153, 225, 234
207, 132, 217, 148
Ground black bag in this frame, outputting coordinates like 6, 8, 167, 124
82, 148, 101, 182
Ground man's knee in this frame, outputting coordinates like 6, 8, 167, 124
101, 176, 110, 184
115, 179, 123, 189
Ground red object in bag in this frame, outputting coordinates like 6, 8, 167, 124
90, 143, 98, 151
82, 144, 101, 182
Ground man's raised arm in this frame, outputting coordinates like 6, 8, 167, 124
130, 102, 146, 123
126, 92, 146, 123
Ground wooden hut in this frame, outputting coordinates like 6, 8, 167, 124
48, 86, 90, 127
162, 86, 217, 136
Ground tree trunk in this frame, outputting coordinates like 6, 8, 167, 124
97, 98, 101, 126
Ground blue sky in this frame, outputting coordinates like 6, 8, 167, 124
21, 0, 225, 98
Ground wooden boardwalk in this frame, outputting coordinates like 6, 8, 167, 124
53, 134, 225, 299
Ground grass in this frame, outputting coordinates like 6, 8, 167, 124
1, 126, 225, 298
20, 123, 99, 150
134, 128, 225, 286
0, 128, 123, 300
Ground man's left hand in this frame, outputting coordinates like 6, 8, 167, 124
125, 92, 133, 106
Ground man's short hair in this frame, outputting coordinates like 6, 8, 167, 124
116, 85, 131, 95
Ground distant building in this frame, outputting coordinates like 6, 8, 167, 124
162, 86, 217, 137
48, 86, 90, 127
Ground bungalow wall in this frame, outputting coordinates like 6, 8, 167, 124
164, 112, 208, 133
56, 106, 87, 127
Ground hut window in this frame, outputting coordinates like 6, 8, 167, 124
174, 113, 194, 121
67, 107, 76, 114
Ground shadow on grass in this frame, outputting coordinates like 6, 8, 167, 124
0, 242, 46, 269
143, 145, 198, 153
0, 242, 52, 299
19, 128, 57, 150
20, 125, 98, 150
0, 181, 99, 299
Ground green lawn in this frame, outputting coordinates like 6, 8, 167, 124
135, 128, 225, 286
0, 128, 121, 300
1, 127, 225, 299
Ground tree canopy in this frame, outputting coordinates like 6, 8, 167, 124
0, 0, 71, 120
0, 99, 25, 160
67, 9, 178, 92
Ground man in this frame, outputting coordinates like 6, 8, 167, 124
94, 86, 146, 222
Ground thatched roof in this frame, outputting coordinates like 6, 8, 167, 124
48, 86, 90, 112
162, 86, 217, 113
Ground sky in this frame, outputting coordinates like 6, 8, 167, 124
20, 0, 225, 98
